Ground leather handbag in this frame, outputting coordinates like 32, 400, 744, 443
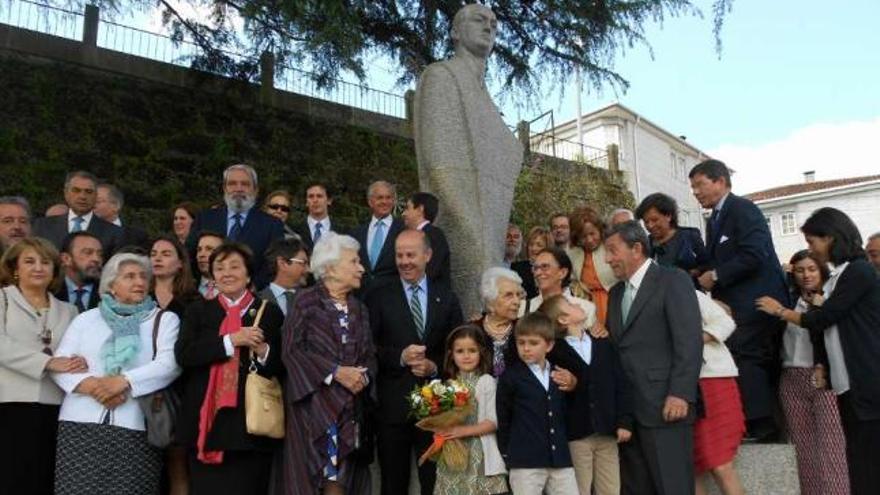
137, 310, 181, 448
244, 300, 285, 439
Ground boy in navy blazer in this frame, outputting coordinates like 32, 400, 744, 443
496, 313, 578, 495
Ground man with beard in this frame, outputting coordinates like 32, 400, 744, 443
33, 170, 123, 255
503, 223, 523, 268
0, 196, 32, 256
187, 164, 284, 289
194, 231, 224, 299
54, 231, 104, 311
550, 212, 571, 250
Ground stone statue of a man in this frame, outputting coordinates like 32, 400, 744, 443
414, 4, 523, 316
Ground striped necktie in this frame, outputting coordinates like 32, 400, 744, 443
409, 284, 425, 340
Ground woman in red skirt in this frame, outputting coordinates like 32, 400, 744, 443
693, 291, 746, 495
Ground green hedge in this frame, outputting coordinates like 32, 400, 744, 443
0, 55, 418, 235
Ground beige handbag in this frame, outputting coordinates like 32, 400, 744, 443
244, 300, 285, 439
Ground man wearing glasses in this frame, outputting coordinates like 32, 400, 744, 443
259, 238, 310, 317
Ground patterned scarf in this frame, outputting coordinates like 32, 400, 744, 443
99, 293, 157, 375
197, 291, 254, 464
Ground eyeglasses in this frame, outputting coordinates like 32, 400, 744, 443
267, 204, 291, 213
531, 263, 558, 273
287, 257, 308, 266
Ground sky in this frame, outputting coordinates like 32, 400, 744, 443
522, 0, 880, 194
133, 0, 880, 195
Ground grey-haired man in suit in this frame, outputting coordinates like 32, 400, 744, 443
604, 221, 703, 495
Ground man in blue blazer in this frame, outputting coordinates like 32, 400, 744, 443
186, 164, 284, 289
350, 180, 404, 297
689, 159, 789, 441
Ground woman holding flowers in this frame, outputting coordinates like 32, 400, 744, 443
432, 324, 508, 494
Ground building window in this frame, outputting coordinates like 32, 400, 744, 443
678, 156, 687, 182
670, 152, 678, 179
781, 212, 797, 235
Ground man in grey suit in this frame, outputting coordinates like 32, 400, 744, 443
604, 221, 703, 495
33, 170, 123, 255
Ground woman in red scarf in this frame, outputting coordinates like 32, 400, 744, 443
175, 242, 285, 494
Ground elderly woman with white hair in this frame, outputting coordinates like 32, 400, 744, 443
281, 232, 376, 495
51, 252, 181, 494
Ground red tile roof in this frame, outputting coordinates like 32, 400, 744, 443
746, 175, 880, 202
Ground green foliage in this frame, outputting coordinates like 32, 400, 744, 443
512, 155, 635, 230
66, 0, 731, 107
0, 56, 418, 235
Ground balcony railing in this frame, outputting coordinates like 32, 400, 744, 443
530, 131, 609, 168
1, 0, 407, 118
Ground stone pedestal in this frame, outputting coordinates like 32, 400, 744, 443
705, 444, 800, 495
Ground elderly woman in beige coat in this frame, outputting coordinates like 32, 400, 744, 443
0, 237, 83, 494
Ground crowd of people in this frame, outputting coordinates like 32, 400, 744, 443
0, 159, 878, 495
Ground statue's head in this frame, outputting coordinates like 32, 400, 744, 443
451, 4, 497, 59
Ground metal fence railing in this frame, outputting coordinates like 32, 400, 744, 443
530, 132, 609, 168
0, 0, 82, 40
277, 64, 407, 119
1, 0, 407, 119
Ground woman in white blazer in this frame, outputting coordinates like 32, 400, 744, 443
51, 252, 181, 495
693, 291, 746, 495
0, 237, 83, 494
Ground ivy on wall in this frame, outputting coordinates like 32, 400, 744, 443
0, 54, 633, 241
0, 55, 418, 235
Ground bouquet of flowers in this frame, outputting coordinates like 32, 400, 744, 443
406, 378, 474, 471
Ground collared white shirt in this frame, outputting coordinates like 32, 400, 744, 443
626, 259, 653, 298
713, 192, 730, 216
782, 298, 815, 368
403, 275, 429, 326
111, 218, 122, 227
824, 262, 851, 395
307, 216, 331, 242
269, 283, 295, 317
67, 210, 94, 232
565, 333, 592, 365
366, 216, 392, 256
226, 208, 251, 236
528, 361, 551, 391
416, 220, 430, 231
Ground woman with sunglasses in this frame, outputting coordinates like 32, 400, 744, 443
263, 190, 301, 241
0, 237, 85, 494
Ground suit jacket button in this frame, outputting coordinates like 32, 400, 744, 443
548, 411, 553, 417
551, 445, 556, 450
550, 428, 555, 434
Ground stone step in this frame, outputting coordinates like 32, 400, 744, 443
705, 443, 800, 495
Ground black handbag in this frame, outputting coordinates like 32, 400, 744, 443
136, 309, 181, 448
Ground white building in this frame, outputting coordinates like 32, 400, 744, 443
746, 172, 880, 263
532, 103, 709, 231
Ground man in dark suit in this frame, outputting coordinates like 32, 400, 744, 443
366, 229, 464, 495
292, 182, 342, 254
33, 170, 123, 255
54, 231, 104, 311
402, 192, 451, 287
186, 164, 284, 289
94, 182, 150, 250
350, 180, 404, 296
604, 221, 703, 495
689, 159, 789, 440
0, 196, 31, 256
256, 238, 309, 318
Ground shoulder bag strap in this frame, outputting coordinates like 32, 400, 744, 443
151, 309, 167, 360
248, 300, 268, 365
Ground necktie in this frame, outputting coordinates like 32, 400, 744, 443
709, 209, 720, 237
283, 290, 295, 317
73, 287, 87, 313
71, 216, 84, 233
621, 282, 635, 325
409, 284, 425, 340
229, 214, 243, 240
369, 220, 386, 269
313, 222, 323, 244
